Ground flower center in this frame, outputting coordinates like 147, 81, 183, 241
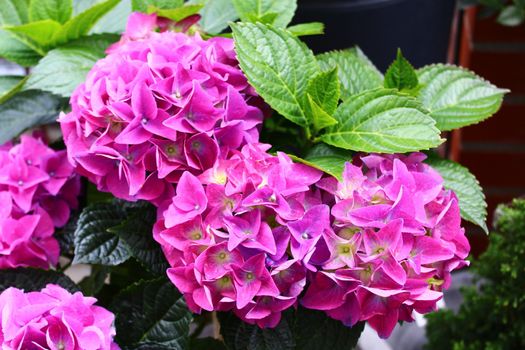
218, 252, 227, 260
141, 117, 148, 125
166, 145, 177, 155
246, 272, 254, 280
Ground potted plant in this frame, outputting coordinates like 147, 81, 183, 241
0, 0, 507, 349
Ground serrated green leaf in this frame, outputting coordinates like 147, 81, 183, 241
132, 0, 183, 12
52, 0, 120, 45
0, 0, 30, 25
304, 143, 351, 181
317, 47, 384, 100
219, 311, 296, 350
73, 202, 131, 265
426, 157, 488, 233
231, 22, 318, 135
112, 279, 192, 349
384, 49, 419, 92
0, 75, 27, 103
417, 64, 508, 131
25, 34, 118, 97
294, 309, 364, 350
109, 201, 169, 275
197, 0, 238, 34
0, 29, 41, 66
320, 88, 442, 153
29, 0, 72, 24
307, 67, 340, 115
0, 90, 64, 144
5, 19, 62, 49
231, 0, 297, 28
0, 268, 79, 293
307, 95, 338, 133
286, 22, 324, 37
148, 4, 203, 21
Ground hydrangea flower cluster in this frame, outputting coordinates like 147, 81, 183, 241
60, 13, 266, 204
0, 135, 80, 269
155, 146, 469, 338
0, 284, 119, 350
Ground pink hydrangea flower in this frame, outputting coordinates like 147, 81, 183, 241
156, 148, 469, 338
0, 135, 80, 269
0, 284, 119, 350
60, 12, 266, 204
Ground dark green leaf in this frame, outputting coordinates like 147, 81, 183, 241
426, 157, 488, 233
78, 265, 110, 296
29, 0, 72, 24
231, 22, 318, 135
497, 5, 525, 26
0, 90, 64, 144
73, 201, 131, 265
219, 311, 296, 350
320, 88, 442, 153
132, 0, 183, 12
286, 22, 324, 37
0, 29, 41, 66
0, 268, 79, 293
317, 47, 383, 99
56, 212, 79, 255
384, 49, 419, 92
190, 337, 227, 350
417, 64, 508, 131
112, 278, 192, 349
0, 75, 27, 104
25, 34, 118, 97
300, 143, 351, 181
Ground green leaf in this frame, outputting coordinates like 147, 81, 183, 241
307, 67, 340, 116
0, 75, 27, 103
29, 0, 72, 24
132, 0, 183, 12
5, 19, 62, 48
219, 311, 296, 350
320, 88, 443, 153
231, 0, 297, 28
384, 49, 419, 92
108, 201, 169, 275
112, 278, 192, 349
25, 34, 118, 97
417, 64, 508, 131
78, 265, 110, 296
426, 157, 488, 233
317, 47, 383, 99
89, 0, 132, 35
497, 5, 525, 26
0, 268, 79, 293
190, 338, 227, 350
198, 0, 238, 34
0, 29, 41, 66
304, 143, 351, 180
294, 309, 364, 350
73, 201, 131, 265
286, 22, 324, 37
148, 4, 204, 21
0, 0, 30, 25
0, 90, 64, 144
52, 0, 120, 45
231, 22, 318, 135
307, 95, 338, 133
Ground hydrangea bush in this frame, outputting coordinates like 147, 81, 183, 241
0, 0, 507, 349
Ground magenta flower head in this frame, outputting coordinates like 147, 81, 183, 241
0, 135, 80, 269
0, 284, 119, 350
60, 13, 267, 204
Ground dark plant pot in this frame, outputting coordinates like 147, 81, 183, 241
294, 0, 457, 71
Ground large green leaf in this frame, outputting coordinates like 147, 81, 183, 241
306, 68, 340, 133
5, 19, 62, 48
0, 268, 79, 293
384, 49, 419, 92
0, 75, 27, 103
426, 157, 488, 233
0, 29, 41, 66
111, 279, 192, 349
219, 311, 296, 350
320, 88, 443, 153
52, 0, 120, 45
286, 22, 324, 37
417, 64, 508, 131
231, 0, 297, 28
90, 0, 131, 34
132, 0, 183, 12
29, 0, 73, 24
317, 47, 383, 99
231, 22, 318, 135
25, 34, 118, 97
0, 90, 64, 144
73, 201, 131, 266
197, 0, 238, 34
300, 143, 352, 181
0, 0, 30, 25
